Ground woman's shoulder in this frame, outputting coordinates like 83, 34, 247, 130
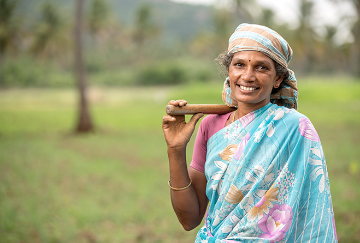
201, 113, 231, 125
275, 105, 316, 129
200, 113, 231, 139
274, 105, 321, 142
284, 108, 304, 118
272, 104, 307, 120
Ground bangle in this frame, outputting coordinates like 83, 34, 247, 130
168, 179, 192, 191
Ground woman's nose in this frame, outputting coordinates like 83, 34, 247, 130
242, 67, 255, 81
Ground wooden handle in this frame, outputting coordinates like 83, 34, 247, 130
166, 104, 236, 115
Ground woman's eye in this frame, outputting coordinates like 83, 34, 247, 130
258, 65, 269, 71
235, 63, 244, 67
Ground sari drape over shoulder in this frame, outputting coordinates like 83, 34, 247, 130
195, 103, 337, 243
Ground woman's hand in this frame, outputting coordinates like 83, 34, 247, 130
162, 100, 203, 149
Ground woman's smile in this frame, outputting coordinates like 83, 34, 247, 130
236, 84, 259, 92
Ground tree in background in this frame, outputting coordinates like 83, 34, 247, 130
0, 0, 359, 89
191, 7, 233, 57
292, 0, 316, 73
88, 0, 110, 41
191, 0, 256, 58
349, 0, 360, 77
233, 0, 253, 23
74, 0, 93, 133
323, 25, 353, 73
31, 2, 70, 60
258, 7, 276, 28
213, 8, 233, 52
0, 0, 20, 58
132, 3, 160, 49
328, 0, 359, 76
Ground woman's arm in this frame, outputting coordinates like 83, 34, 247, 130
162, 100, 208, 231
167, 148, 208, 230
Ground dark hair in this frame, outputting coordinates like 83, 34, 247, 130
216, 52, 233, 76
216, 52, 289, 83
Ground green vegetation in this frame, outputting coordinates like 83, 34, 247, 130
0, 78, 360, 242
1, 0, 359, 241
1, 0, 360, 89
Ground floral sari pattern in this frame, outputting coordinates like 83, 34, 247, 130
258, 203, 293, 242
195, 103, 337, 242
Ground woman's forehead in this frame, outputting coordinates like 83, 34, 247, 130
232, 51, 274, 64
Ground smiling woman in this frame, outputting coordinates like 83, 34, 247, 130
162, 23, 338, 242
227, 51, 283, 117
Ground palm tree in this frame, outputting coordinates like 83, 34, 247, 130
31, 2, 69, 60
74, 0, 93, 133
330, 0, 360, 76
293, 0, 316, 73
233, 0, 253, 23
258, 7, 276, 29
0, 0, 20, 58
133, 3, 159, 49
349, 0, 360, 76
88, 0, 110, 40
213, 8, 233, 52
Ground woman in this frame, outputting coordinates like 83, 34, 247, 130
162, 23, 337, 242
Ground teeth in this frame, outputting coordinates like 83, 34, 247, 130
240, 85, 256, 91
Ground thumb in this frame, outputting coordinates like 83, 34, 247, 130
188, 113, 204, 127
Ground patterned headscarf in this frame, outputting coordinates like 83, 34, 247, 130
222, 23, 298, 109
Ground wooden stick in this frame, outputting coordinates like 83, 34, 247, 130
166, 104, 236, 115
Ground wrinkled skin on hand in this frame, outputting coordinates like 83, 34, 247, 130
162, 100, 204, 149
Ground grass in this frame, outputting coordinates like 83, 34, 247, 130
0, 78, 360, 242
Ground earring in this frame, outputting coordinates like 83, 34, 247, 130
274, 84, 279, 88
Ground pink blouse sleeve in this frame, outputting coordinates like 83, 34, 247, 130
190, 113, 231, 173
189, 116, 209, 173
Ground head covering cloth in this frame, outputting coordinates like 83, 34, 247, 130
222, 23, 298, 109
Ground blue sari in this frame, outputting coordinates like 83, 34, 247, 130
195, 103, 337, 242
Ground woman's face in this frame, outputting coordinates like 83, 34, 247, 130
228, 51, 283, 110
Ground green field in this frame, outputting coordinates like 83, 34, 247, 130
1, 78, 360, 242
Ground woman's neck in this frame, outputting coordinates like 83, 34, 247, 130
234, 102, 271, 121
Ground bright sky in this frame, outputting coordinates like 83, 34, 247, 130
171, 0, 357, 44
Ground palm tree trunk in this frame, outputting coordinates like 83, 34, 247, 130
353, 1, 360, 77
74, 0, 93, 133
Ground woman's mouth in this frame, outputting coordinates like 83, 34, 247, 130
236, 84, 259, 91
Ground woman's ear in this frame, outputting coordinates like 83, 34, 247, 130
274, 75, 284, 88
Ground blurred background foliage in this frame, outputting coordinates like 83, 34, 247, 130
1, 0, 360, 242
0, 0, 359, 88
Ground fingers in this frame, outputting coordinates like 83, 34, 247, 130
163, 112, 203, 128
168, 99, 187, 107
188, 113, 204, 127
162, 115, 175, 126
